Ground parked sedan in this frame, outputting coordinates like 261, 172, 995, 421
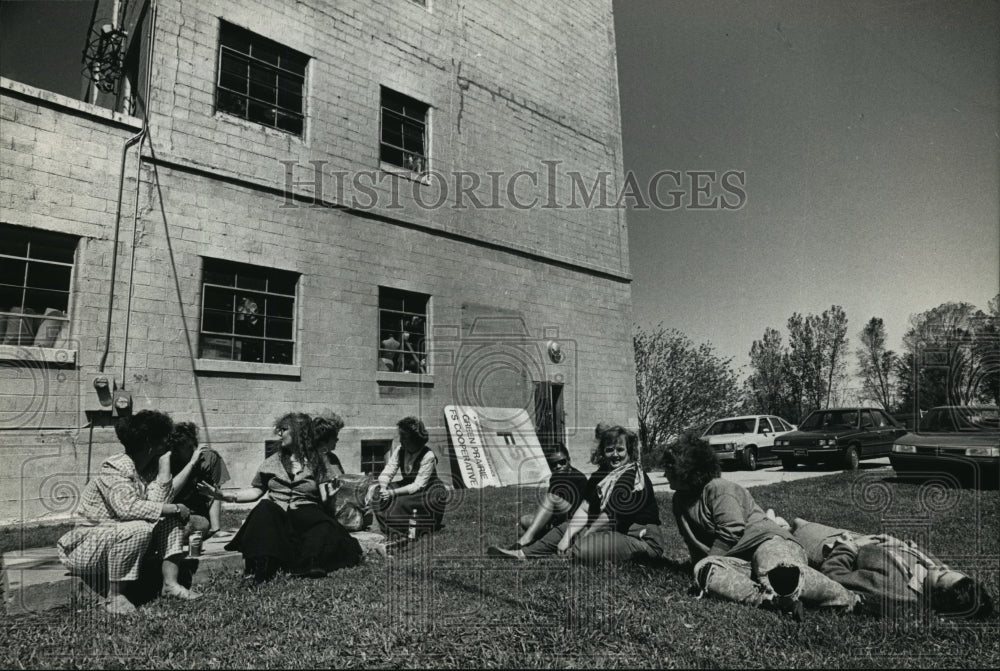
773, 407, 906, 470
701, 415, 797, 470
890, 405, 999, 488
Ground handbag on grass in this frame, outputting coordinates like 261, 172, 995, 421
325, 473, 376, 532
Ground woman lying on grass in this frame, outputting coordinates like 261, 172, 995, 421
789, 517, 995, 619
56, 410, 198, 615
200, 412, 362, 584
663, 435, 858, 621
493, 424, 665, 564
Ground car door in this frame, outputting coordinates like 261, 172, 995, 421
872, 409, 904, 453
756, 417, 775, 459
858, 410, 880, 455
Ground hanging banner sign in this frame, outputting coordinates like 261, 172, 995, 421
444, 405, 548, 488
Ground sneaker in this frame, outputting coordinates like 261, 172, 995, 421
486, 545, 525, 560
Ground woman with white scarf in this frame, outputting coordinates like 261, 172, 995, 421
498, 424, 664, 564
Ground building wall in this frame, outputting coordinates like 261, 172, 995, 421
0, 0, 637, 525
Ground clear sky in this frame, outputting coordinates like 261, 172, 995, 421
613, 0, 999, 373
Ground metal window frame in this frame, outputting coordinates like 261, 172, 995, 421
0, 226, 77, 335
215, 22, 307, 134
198, 259, 299, 365
379, 87, 429, 172
377, 287, 428, 373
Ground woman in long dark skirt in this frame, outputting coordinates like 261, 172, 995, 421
199, 412, 362, 583
373, 416, 447, 538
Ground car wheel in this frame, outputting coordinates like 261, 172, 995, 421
742, 447, 758, 471
843, 445, 860, 471
781, 457, 797, 471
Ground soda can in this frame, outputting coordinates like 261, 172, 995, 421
189, 531, 203, 557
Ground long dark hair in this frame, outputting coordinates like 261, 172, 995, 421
275, 412, 328, 482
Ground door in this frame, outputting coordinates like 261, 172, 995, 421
756, 417, 775, 459
533, 381, 565, 454
858, 409, 880, 455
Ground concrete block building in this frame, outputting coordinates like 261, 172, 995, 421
0, 0, 637, 525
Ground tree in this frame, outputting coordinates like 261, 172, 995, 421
896, 300, 997, 411
856, 317, 897, 410
818, 306, 850, 408
634, 325, 741, 467
784, 306, 850, 415
745, 327, 797, 419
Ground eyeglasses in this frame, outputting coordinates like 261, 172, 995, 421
548, 459, 568, 468
275, 426, 288, 436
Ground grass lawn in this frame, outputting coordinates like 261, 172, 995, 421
2, 471, 998, 669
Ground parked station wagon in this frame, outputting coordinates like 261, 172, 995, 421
772, 407, 906, 470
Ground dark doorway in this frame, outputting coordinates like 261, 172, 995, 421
534, 381, 565, 454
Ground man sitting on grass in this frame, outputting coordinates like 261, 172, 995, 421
789, 517, 995, 619
663, 434, 858, 621
487, 442, 588, 556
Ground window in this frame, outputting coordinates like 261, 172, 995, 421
215, 21, 308, 135
361, 439, 392, 475
757, 418, 773, 434
199, 259, 298, 365
0, 224, 76, 347
380, 87, 429, 173
378, 287, 428, 373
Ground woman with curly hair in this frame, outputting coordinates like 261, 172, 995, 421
494, 424, 664, 564
373, 416, 448, 538
664, 434, 857, 621
202, 412, 362, 583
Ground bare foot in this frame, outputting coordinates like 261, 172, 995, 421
105, 593, 138, 616
161, 583, 202, 600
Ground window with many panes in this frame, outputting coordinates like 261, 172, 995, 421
380, 87, 429, 173
361, 439, 392, 475
216, 21, 308, 135
0, 224, 76, 347
199, 259, 298, 365
378, 287, 428, 373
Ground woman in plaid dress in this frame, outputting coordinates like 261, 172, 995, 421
56, 410, 198, 615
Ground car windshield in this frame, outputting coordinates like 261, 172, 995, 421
798, 410, 859, 431
704, 419, 756, 435
918, 407, 1000, 433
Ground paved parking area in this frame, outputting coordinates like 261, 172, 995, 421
646, 457, 892, 491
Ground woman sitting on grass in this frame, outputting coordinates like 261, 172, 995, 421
166, 422, 230, 539
789, 517, 995, 619
663, 435, 857, 621
373, 416, 448, 538
201, 412, 362, 584
159, 422, 230, 593
496, 424, 665, 564
56, 410, 197, 615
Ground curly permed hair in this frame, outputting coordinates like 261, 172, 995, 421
397, 416, 429, 446
312, 410, 345, 449
115, 410, 174, 461
662, 431, 720, 492
275, 412, 328, 482
590, 424, 639, 467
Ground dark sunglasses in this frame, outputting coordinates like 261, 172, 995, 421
548, 458, 568, 468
